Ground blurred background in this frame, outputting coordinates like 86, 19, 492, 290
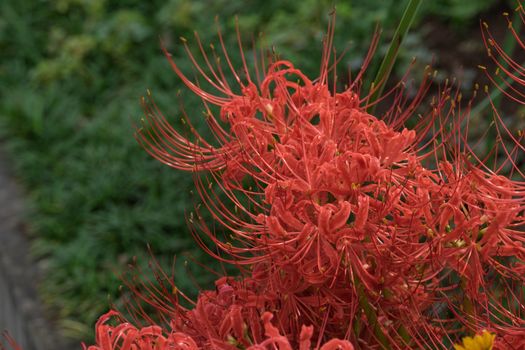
0, 0, 521, 348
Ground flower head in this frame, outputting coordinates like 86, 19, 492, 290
84, 308, 355, 350
453, 330, 495, 350
130, 12, 525, 349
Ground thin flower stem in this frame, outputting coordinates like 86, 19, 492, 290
367, 0, 422, 114
355, 275, 391, 349
461, 278, 474, 328
397, 325, 411, 345
353, 317, 362, 340
383, 288, 411, 345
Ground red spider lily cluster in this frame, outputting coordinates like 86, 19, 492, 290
74, 5, 525, 350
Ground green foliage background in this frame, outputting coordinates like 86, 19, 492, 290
0, 0, 505, 342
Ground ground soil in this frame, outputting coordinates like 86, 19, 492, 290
0, 146, 76, 350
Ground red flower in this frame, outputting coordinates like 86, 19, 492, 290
132, 12, 525, 349
85, 307, 355, 350
82, 310, 199, 350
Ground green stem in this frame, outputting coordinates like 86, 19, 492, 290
353, 315, 362, 340
383, 288, 411, 345
367, 0, 422, 114
397, 325, 411, 345
461, 278, 474, 328
355, 276, 391, 349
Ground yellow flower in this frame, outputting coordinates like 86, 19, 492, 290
454, 330, 496, 350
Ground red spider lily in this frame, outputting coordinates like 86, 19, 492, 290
493, 329, 525, 350
111, 9, 525, 350
119, 269, 355, 349
84, 308, 354, 350
82, 310, 199, 350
